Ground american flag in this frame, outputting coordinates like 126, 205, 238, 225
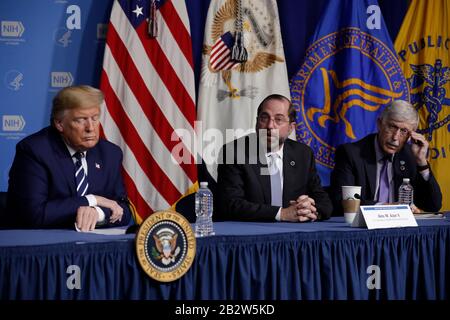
100, 0, 197, 223
210, 31, 238, 71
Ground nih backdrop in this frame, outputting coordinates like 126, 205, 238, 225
2, 1, 426, 215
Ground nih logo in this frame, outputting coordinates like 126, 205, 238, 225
51, 72, 73, 88
1, 21, 25, 37
2, 115, 26, 132
4, 70, 24, 91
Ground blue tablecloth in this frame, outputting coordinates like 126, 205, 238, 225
1, 217, 450, 299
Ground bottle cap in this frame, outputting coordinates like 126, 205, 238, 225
200, 182, 208, 188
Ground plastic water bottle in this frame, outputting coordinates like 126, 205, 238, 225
398, 178, 414, 205
195, 182, 215, 237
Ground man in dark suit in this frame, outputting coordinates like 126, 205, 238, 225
330, 100, 442, 215
5, 85, 131, 231
217, 94, 332, 222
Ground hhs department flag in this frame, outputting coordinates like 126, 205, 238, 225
197, 0, 290, 180
100, 0, 197, 223
291, 0, 409, 185
395, 0, 450, 211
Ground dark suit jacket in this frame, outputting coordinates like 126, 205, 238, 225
216, 134, 333, 221
330, 133, 442, 215
4, 126, 132, 228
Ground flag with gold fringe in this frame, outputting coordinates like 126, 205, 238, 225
100, 0, 198, 223
395, 0, 450, 211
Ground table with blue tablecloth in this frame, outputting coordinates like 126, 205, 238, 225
1, 217, 449, 300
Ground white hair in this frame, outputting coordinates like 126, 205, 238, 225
379, 100, 419, 129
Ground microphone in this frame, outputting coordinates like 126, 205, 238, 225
118, 196, 140, 233
126, 224, 139, 234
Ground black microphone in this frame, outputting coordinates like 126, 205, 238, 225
119, 196, 139, 233
126, 224, 139, 234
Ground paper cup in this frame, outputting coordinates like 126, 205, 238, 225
341, 186, 362, 200
342, 199, 361, 213
344, 212, 357, 224
342, 199, 361, 224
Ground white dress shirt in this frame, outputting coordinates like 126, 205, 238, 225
265, 146, 284, 221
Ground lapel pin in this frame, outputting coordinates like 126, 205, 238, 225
95, 163, 101, 169
400, 160, 405, 165
290, 161, 295, 167
400, 165, 405, 171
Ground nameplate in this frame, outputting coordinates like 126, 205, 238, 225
352, 205, 418, 229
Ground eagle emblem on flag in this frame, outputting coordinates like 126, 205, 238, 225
201, 0, 285, 101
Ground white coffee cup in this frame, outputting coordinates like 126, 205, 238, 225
342, 199, 361, 224
341, 186, 362, 200
344, 212, 357, 224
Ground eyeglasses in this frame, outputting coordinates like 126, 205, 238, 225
384, 122, 410, 137
258, 114, 290, 126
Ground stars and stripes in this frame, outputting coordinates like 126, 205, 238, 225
210, 32, 239, 71
100, 0, 197, 223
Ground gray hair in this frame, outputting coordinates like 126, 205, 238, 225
379, 100, 419, 130
51, 85, 104, 125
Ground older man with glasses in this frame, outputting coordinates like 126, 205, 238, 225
216, 94, 332, 222
330, 100, 442, 215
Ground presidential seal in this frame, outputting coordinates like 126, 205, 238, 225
136, 210, 196, 282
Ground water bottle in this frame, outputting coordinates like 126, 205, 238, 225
398, 178, 414, 206
195, 182, 215, 237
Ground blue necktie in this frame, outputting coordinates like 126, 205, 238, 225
378, 157, 390, 203
74, 152, 89, 197
269, 154, 282, 207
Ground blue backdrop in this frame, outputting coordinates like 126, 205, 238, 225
0, 0, 408, 192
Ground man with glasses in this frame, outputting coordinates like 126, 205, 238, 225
216, 94, 332, 222
330, 100, 442, 214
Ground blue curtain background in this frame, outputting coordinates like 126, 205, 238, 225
0, 0, 408, 191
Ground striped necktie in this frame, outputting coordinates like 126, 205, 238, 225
74, 152, 89, 197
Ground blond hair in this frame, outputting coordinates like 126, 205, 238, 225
51, 85, 104, 125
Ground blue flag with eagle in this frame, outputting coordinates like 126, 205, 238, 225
291, 0, 409, 185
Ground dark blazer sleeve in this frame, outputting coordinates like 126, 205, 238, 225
303, 148, 333, 220
6, 141, 89, 228
330, 145, 353, 215
95, 147, 132, 228
414, 171, 442, 212
216, 139, 333, 221
216, 136, 280, 222
330, 144, 376, 215
216, 157, 279, 222
6, 136, 131, 229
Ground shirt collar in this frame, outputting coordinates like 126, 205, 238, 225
266, 144, 284, 160
64, 143, 86, 158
